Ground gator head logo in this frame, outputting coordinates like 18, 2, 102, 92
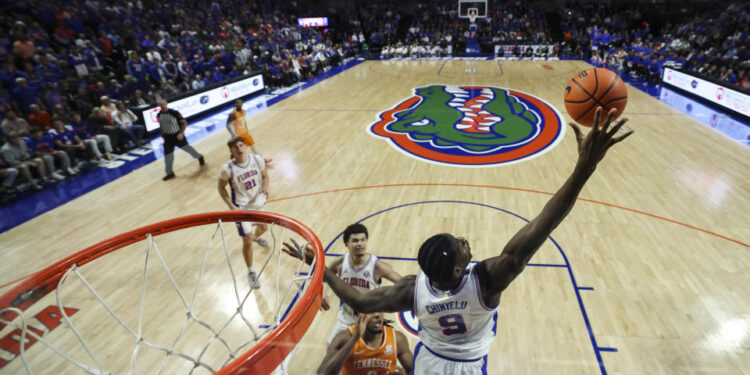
369, 85, 564, 166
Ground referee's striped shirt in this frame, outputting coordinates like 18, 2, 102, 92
157, 108, 183, 134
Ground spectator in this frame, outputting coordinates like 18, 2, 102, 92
111, 102, 146, 148
27, 104, 52, 130
11, 77, 40, 115
71, 112, 112, 162
191, 74, 205, 90
49, 118, 90, 168
0, 157, 19, 201
71, 86, 94, 117
1, 110, 32, 137
28, 127, 76, 176
99, 96, 117, 117
51, 103, 71, 124
1, 132, 62, 189
126, 51, 149, 91
12, 27, 36, 61
129, 89, 151, 107
88, 108, 124, 153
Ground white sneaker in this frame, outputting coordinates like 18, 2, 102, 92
51, 172, 66, 181
66, 167, 78, 176
254, 237, 268, 247
247, 270, 261, 289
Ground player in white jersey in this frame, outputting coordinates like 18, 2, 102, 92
284, 108, 633, 374
218, 136, 270, 288
324, 223, 402, 344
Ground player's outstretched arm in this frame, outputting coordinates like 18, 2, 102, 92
478, 108, 633, 303
325, 269, 415, 313
282, 241, 415, 313
316, 315, 368, 375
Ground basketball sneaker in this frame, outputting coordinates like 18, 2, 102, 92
254, 237, 268, 247
247, 269, 261, 289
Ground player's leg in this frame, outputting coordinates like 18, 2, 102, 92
237, 221, 261, 288
252, 223, 268, 247
242, 235, 254, 268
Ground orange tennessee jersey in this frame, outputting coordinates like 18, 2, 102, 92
342, 325, 398, 375
231, 109, 255, 146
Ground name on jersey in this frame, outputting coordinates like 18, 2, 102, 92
352, 358, 393, 370
425, 300, 468, 314
237, 169, 258, 182
342, 277, 371, 288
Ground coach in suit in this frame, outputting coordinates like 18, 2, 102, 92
156, 99, 205, 181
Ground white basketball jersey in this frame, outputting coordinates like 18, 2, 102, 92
219, 154, 265, 209
337, 253, 380, 326
414, 263, 498, 360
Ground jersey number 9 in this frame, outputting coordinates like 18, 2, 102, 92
438, 314, 467, 335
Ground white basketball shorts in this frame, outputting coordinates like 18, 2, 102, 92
412, 342, 487, 375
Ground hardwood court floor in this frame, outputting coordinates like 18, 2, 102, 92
1, 60, 748, 374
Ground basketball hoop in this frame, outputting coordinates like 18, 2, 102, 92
0, 211, 324, 374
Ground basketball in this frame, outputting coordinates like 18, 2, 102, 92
564, 67, 628, 127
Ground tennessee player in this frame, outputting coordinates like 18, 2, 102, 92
318, 313, 413, 375
226, 99, 271, 163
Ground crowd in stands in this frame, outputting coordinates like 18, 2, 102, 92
1, 0, 747, 203
0, 0, 363, 202
559, 1, 749, 89
376, 0, 556, 58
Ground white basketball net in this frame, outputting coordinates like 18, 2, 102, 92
468, 9, 478, 23
0, 219, 317, 374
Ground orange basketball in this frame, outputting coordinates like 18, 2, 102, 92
564, 68, 627, 127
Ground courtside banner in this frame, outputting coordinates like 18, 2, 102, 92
142, 74, 265, 132
659, 87, 750, 143
662, 68, 750, 117
494, 44, 555, 56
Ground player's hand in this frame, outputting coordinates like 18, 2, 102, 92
77, 144, 85, 149
320, 294, 330, 311
569, 107, 633, 168
353, 313, 371, 339
177, 132, 184, 141
387, 367, 407, 375
282, 239, 314, 265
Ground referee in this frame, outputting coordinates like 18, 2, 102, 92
156, 99, 205, 181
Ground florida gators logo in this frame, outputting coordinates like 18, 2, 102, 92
369, 85, 564, 166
